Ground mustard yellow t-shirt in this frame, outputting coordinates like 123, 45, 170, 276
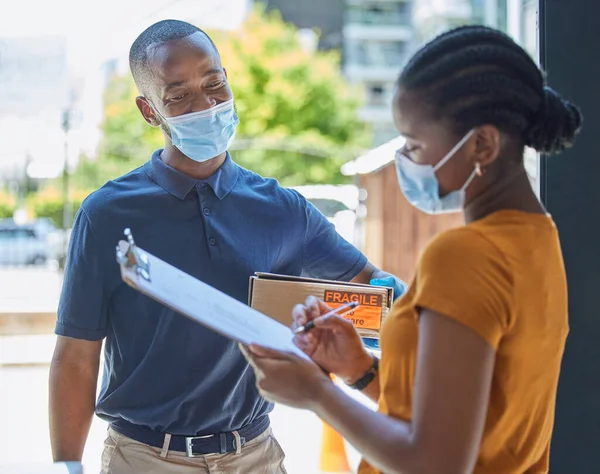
359, 210, 568, 474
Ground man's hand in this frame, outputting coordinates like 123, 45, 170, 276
351, 263, 407, 302
369, 272, 407, 302
292, 296, 374, 385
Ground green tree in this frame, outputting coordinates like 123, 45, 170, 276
0, 190, 16, 219
27, 186, 90, 227
74, 3, 368, 188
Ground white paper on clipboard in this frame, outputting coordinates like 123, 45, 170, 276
116, 230, 308, 360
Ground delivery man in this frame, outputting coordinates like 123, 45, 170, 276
49, 19, 404, 474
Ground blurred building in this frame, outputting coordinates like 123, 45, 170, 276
266, 0, 415, 148
343, 1, 414, 146
415, 1, 532, 51
264, 0, 345, 51
267, 0, 535, 149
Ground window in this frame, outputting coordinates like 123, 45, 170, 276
346, 40, 406, 67
346, 2, 411, 26
496, 0, 508, 32
368, 84, 386, 106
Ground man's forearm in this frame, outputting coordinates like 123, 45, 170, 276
49, 360, 98, 461
350, 262, 379, 284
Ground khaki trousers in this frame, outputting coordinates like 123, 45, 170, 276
100, 427, 287, 474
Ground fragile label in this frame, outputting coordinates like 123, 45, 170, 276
323, 290, 383, 330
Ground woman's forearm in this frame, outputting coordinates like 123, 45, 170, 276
348, 373, 380, 403
313, 381, 420, 474
336, 353, 381, 403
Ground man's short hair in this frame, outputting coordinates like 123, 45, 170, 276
129, 19, 219, 96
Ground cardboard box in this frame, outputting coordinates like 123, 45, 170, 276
248, 273, 393, 339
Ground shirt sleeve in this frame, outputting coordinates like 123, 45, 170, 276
301, 198, 367, 281
55, 207, 108, 341
413, 228, 513, 349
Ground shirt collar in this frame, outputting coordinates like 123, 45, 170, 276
144, 150, 239, 200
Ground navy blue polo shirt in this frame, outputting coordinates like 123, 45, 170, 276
56, 151, 367, 435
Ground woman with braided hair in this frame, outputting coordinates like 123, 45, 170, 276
240, 25, 582, 474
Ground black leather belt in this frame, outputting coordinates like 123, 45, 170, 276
110, 416, 270, 457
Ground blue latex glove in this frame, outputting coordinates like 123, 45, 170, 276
362, 275, 408, 351
370, 275, 407, 302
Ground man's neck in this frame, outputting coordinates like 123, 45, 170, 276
160, 144, 227, 180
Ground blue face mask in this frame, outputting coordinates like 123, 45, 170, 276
160, 98, 239, 163
394, 129, 477, 215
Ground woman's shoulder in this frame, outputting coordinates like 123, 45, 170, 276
419, 225, 509, 277
424, 225, 498, 256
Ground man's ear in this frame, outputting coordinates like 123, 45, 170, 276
136, 96, 161, 127
472, 125, 501, 169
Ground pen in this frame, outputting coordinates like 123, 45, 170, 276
293, 301, 359, 335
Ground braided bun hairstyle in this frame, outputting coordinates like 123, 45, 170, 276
398, 25, 582, 155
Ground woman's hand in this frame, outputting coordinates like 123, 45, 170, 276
292, 296, 374, 385
239, 344, 332, 410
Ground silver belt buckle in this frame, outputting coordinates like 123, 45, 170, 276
185, 434, 214, 457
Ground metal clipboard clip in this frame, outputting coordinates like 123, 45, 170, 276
116, 228, 151, 282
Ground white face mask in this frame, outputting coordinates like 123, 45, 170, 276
155, 98, 239, 163
394, 129, 477, 214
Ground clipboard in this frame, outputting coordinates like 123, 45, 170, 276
115, 229, 308, 359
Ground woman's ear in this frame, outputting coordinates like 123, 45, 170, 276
472, 125, 501, 169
